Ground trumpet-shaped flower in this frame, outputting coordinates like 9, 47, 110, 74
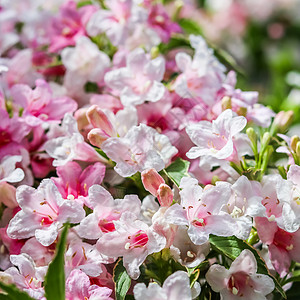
206, 249, 274, 299
96, 212, 166, 279
7, 179, 85, 246
134, 270, 200, 300
75, 184, 141, 240
165, 177, 236, 245
104, 48, 165, 106
101, 124, 177, 177
186, 109, 247, 160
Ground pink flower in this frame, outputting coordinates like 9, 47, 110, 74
141, 168, 173, 207
4, 253, 47, 299
7, 179, 85, 246
104, 48, 165, 106
49, 1, 97, 53
101, 124, 177, 177
66, 269, 113, 300
87, 0, 147, 46
51, 161, 106, 207
173, 35, 225, 106
62, 36, 110, 90
165, 177, 236, 245
256, 217, 300, 277
97, 212, 166, 279
186, 109, 247, 160
11, 79, 78, 126
147, 4, 181, 43
134, 270, 200, 300
75, 184, 141, 240
86, 105, 137, 147
44, 113, 108, 167
206, 249, 275, 299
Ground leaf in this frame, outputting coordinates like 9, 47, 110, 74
209, 235, 286, 299
178, 18, 203, 35
0, 282, 35, 300
283, 270, 300, 285
44, 223, 69, 300
113, 259, 131, 300
158, 35, 191, 54
163, 158, 190, 187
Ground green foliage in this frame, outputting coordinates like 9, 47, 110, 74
163, 158, 190, 187
0, 282, 35, 300
179, 19, 203, 35
143, 249, 185, 285
44, 223, 69, 300
209, 235, 286, 299
113, 259, 131, 300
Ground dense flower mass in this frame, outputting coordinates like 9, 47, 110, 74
0, 1, 300, 299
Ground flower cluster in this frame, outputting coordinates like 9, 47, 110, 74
0, 1, 299, 300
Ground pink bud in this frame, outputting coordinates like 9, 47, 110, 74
141, 168, 165, 196
88, 128, 110, 148
74, 107, 89, 132
157, 184, 173, 207
0, 182, 18, 208
86, 105, 115, 136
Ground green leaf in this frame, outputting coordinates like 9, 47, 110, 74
0, 282, 35, 300
163, 158, 190, 187
158, 35, 191, 54
178, 18, 203, 35
44, 223, 69, 300
283, 270, 300, 285
113, 259, 131, 300
76, 0, 93, 8
209, 235, 286, 299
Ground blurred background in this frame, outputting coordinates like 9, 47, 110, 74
167, 0, 300, 125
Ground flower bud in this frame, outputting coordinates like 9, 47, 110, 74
246, 127, 257, 146
296, 141, 300, 158
141, 168, 165, 196
221, 96, 232, 111
273, 111, 294, 133
0, 182, 18, 208
86, 105, 115, 136
157, 184, 173, 207
88, 128, 109, 148
291, 135, 300, 152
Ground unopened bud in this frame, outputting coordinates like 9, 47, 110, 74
273, 111, 294, 134
157, 184, 173, 207
88, 128, 109, 148
150, 47, 159, 59
74, 107, 89, 133
236, 106, 247, 117
0, 182, 18, 208
291, 135, 300, 152
221, 96, 232, 111
246, 127, 257, 146
261, 132, 271, 147
141, 168, 165, 196
296, 141, 300, 158
86, 105, 115, 136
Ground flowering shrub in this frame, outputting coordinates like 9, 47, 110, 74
0, 1, 299, 300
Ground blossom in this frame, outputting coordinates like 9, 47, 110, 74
134, 270, 200, 300
165, 177, 236, 245
75, 184, 141, 240
173, 35, 225, 106
51, 161, 106, 207
10, 79, 77, 126
186, 109, 247, 160
96, 212, 166, 279
104, 48, 165, 106
256, 217, 300, 277
206, 249, 275, 299
66, 269, 113, 300
4, 253, 47, 299
44, 113, 108, 167
86, 0, 147, 46
7, 179, 85, 246
101, 124, 177, 177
